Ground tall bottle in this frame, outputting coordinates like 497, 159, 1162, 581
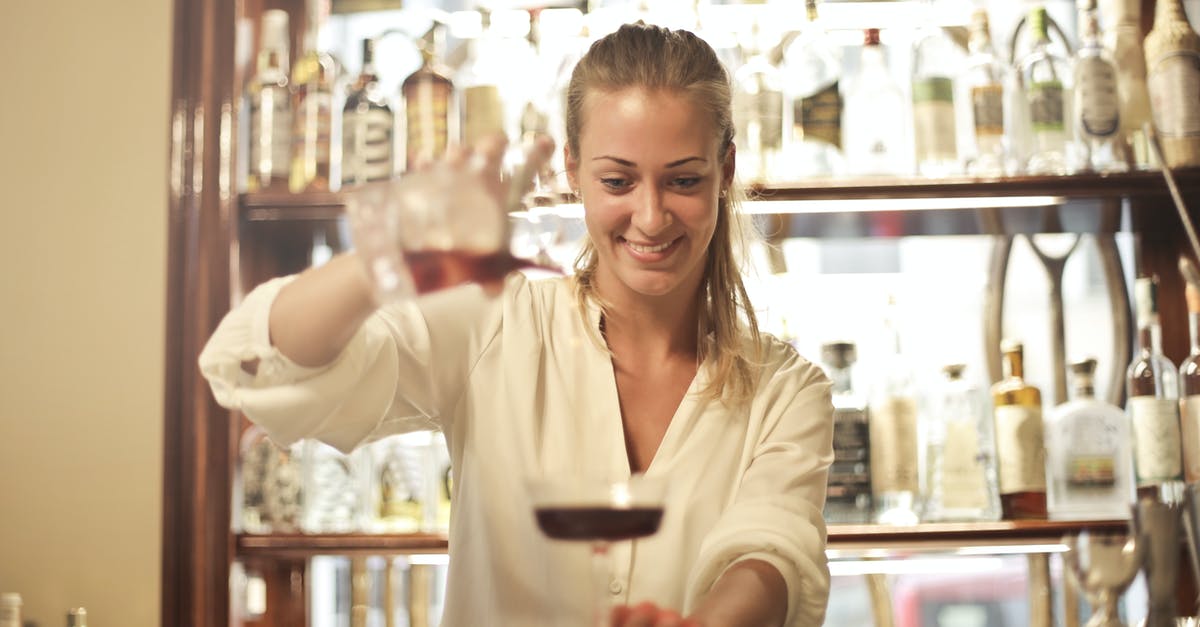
781, 0, 844, 179
238, 426, 304, 533
1127, 276, 1184, 499
341, 37, 393, 187
246, 10, 292, 193
733, 19, 785, 184
0, 593, 21, 627
365, 433, 426, 533
1100, 0, 1153, 168
819, 341, 873, 524
1181, 282, 1200, 483
1073, 3, 1126, 172
67, 608, 87, 627
869, 298, 920, 524
289, 0, 338, 193
302, 439, 365, 533
402, 25, 454, 173
457, 10, 506, 148
844, 29, 910, 176
962, 8, 1009, 176
1045, 358, 1134, 520
1143, 0, 1200, 168
992, 340, 1048, 519
1019, 6, 1072, 175
923, 364, 1001, 522
910, 0, 963, 177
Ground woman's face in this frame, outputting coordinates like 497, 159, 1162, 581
567, 87, 732, 304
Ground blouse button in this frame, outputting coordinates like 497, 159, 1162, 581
609, 579, 624, 595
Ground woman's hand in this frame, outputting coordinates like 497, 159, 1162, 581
610, 602, 702, 627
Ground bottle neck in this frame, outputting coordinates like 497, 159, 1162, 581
1155, 0, 1188, 24
1139, 315, 1164, 356
1003, 352, 1025, 380
829, 365, 854, 394
1190, 311, 1200, 354
1072, 380, 1096, 399
806, 0, 818, 23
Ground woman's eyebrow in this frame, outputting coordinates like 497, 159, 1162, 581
591, 155, 708, 167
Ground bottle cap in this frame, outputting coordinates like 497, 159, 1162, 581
942, 363, 967, 380
261, 10, 290, 53
820, 341, 857, 369
1135, 276, 1159, 323
1068, 357, 1098, 376
1000, 338, 1024, 354
1028, 6, 1050, 40
863, 28, 881, 46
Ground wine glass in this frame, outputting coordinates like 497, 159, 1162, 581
1062, 529, 1143, 627
343, 135, 560, 302
527, 474, 667, 627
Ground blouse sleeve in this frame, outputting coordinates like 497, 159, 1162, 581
683, 348, 834, 626
197, 272, 510, 454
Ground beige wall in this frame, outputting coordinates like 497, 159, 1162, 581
0, 1, 172, 626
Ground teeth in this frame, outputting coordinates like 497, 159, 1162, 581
626, 240, 672, 254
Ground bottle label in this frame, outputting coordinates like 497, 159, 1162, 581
405, 79, 451, 170
828, 407, 871, 511
249, 86, 292, 183
937, 420, 990, 510
462, 85, 505, 146
1028, 80, 1065, 132
971, 83, 1005, 139
1058, 409, 1120, 487
913, 78, 958, 163
1076, 56, 1121, 137
869, 397, 919, 494
343, 107, 394, 184
1182, 395, 1200, 483
1147, 52, 1200, 137
994, 405, 1047, 494
795, 81, 842, 148
1129, 395, 1183, 484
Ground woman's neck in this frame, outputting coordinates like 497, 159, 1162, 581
596, 281, 702, 362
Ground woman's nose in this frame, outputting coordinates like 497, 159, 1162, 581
631, 186, 671, 235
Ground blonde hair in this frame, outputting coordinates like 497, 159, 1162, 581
566, 23, 763, 404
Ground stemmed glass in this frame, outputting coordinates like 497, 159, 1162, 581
527, 474, 667, 626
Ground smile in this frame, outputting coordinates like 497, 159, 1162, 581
624, 239, 675, 254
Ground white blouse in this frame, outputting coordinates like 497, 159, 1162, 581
199, 273, 834, 626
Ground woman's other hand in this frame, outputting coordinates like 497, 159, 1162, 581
610, 602, 703, 627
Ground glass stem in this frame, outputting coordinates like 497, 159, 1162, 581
591, 541, 611, 627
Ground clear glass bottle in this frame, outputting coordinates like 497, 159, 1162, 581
1143, 0, 1200, 168
0, 593, 21, 627
781, 0, 844, 179
869, 298, 920, 524
341, 37, 393, 187
910, 0, 963, 177
289, 0, 338, 193
457, 10, 507, 148
733, 19, 785, 184
1073, 4, 1126, 172
844, 29, 910, 177
245, 9, 292, 193
302, 439, 365, 533
1019, 6, 1072, 175
402, 24, 454, 173
365, 432, 426, 533
1127, 276, 1184, 498
923, 364, 1001, 522
67, 608, 87, 627
991, 340, 1048, 519
238, 425, 304, 533
1045, 358, 1134, 520
1100, 0, 1154, 168
962, 8, 1009, 177
819, 341, 873, 524
1181, 282, 1200, 483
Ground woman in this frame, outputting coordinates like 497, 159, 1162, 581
201, 23, 832, 626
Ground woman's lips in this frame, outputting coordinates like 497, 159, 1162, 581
620, 236, 680, 261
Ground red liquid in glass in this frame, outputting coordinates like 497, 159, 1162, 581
403, 250, 560, 294
534, 506, 664, 542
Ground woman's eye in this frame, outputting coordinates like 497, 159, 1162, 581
600, 178, 630, 191
672, 177, 701, 189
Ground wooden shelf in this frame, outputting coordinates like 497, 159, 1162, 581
234, 519, 1130, 559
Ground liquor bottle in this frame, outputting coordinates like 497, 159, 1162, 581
962, 8, 1009, 176
341, 37, 393, 187
302, 439, 364, 533
781, 0, 844, 179
0, 593, 21, 627
1127, 276, 1184, 498
819, 341, 873, 524
365, 433, 426, 533
732, 19, 785, 184
1181, 282, 1200, 483
1019, 6, 1072, 175
238, 425, 304, 533
457, 10, 506, 148
869, 299, 920, 524
992, 340, 1048, 519
844, 29, 910, 177
1045, 358, 1134, 520
1073, 3, 1126, 172
246, 9, 292, 193
923, 364, 1001, 522
1143, 0, 1200, 168
910, 0, 963, 177
289, 0, 338, 193
402, 24, 453, 173
1100, 0, 1153, 168
67, 608, 87, 627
